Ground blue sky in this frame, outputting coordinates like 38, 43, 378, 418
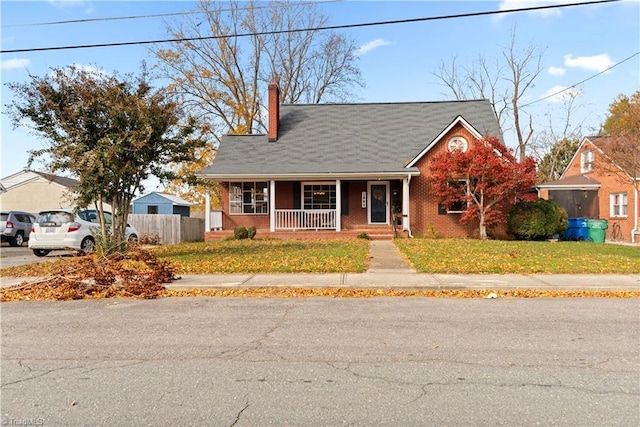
1, 0, 639, 187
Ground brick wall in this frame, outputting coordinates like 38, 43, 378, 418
409, 124, 483, 238
543, 141, 639, 242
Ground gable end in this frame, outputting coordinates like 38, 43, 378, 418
405, 116, 483, 168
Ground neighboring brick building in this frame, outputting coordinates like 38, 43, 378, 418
198, 83, 503, 240
538, 136, 640, 243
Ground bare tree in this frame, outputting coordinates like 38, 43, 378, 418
432, 28, 544, 161
152, 0, 363, 203
532, 89, 586, 183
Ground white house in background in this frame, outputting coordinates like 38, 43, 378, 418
0, 170, 79, 214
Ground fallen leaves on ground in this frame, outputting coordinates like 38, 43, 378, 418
395, 239, 640, 274
0, 246, 177, 302
162, 287, 638, 299
152, 239, 370, 273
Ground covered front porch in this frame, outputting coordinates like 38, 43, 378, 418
204, 174, 417, 237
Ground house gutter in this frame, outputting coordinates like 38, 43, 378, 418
198, 171, 420, 181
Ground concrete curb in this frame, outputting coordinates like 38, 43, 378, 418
2, 274, 639, 292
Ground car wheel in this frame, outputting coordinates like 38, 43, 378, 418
33, 249, 51, 257
128, 234, 138, 244
9, 232, 24, 247
80, 236, 95, 254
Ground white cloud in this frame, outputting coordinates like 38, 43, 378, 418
48, 0, 84, 8
541, 85, 582, 103
564, 53, 615, 73
496, 0, 565, 20
1, 58, 30, 70
48, 0, 94, 14
356, 38, 392, 56
548, 66, 566, 76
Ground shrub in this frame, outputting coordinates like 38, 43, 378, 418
247, 226, 257, 240
507, 199, 568, 241
233, 227, 249, 240
356, 232, 370, 240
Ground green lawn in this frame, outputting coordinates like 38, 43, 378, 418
2, 238, 638, 277
152, 238, 370, 273
395, 238, 640, 274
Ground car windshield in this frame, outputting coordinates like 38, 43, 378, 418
0, 214, 8, 221
78, 210, 113, 225
37, 211, 74, 226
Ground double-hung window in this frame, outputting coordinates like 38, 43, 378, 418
229, 182, 269, 214
580, 150, 594, 173
610, 193, 628, 217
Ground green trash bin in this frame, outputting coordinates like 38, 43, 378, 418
586, 219, 608, 243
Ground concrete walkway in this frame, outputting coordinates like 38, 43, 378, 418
367, 240, 415, 273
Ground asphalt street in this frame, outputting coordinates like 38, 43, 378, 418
2, 297, 639, 426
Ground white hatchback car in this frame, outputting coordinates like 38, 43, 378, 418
29, 209, 138, 257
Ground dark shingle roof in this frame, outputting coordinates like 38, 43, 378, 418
200, 100, 501, 177
538, 174, 601, 189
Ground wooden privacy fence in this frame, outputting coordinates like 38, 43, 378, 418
128, 214, 204, 245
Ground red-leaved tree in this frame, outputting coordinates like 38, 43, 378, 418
430, 136, 538, 239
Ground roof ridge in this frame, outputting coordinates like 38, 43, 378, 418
281, 99, 491, 107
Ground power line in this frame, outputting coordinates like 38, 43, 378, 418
0, 0, 620, 54
522, 51, 640, 107
2, 1, 340, 28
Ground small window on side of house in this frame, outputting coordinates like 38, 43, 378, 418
610, 193, 628, 218
148, 205, 158, 214
580, 150, 594, 173
447, 181, 467, 214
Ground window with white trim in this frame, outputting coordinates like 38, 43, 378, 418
580, 150, 594, 173
229, 182, 268, 214
303, 183, 336, 210
610, 192, 628, 218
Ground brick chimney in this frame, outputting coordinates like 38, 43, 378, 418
268, 80, 280, 142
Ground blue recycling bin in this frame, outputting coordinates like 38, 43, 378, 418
564, 218, 588, 241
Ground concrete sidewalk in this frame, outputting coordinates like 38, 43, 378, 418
1, 241, 639, 292
1, 273, 639, 292
165, 272, 640, 292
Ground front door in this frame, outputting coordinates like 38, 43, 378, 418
369, 182, 389, 224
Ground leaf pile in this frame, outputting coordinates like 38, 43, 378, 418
162, 287, 640, 299
0, 247, 177, 302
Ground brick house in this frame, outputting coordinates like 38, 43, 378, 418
537, 136, 640, 243
198, 83, 502, 240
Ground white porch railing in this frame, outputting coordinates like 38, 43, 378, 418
275, 209, 336, 230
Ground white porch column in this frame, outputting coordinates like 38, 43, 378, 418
402, 177, 410, 231
335, 179, 341, 232
270, 180, 276, 232
633, 183, 639, 243
204, 187, 211, 231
